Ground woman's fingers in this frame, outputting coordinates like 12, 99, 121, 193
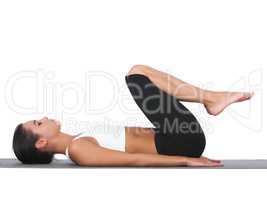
208, 158, 222, 163
197, 161, 223, 167
187, 157, 224, 167
201, 156, 222, 163
209, 162, 223, 167
200, 157, 224, 166
203, 160, 223, 167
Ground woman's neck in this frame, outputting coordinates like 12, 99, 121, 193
47, 132, 78, 155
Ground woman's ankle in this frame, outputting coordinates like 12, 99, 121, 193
202, 90, 218, 106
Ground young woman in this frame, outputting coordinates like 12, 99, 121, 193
12, 65, 254, 167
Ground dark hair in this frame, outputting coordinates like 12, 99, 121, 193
12, 123, 54, 164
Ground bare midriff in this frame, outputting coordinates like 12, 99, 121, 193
125, 126, 158, 154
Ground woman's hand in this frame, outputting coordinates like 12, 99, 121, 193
186, 156, 224, 167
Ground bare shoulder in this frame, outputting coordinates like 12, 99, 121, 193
68, 137, 99, 164
69, 136, 99, 152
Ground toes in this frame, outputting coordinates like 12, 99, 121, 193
236, 92, 253, 102
244, 92, 252, 98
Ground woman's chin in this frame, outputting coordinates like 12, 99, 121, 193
52, 119, 61, 129
56, 120, 61, 128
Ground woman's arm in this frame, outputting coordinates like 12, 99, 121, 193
68, 139, 223, 167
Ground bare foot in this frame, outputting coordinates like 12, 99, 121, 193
204, 91, 254, 116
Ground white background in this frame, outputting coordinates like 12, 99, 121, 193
0, 0, 266, 199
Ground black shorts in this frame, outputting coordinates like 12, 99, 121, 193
125, 74, 206, 158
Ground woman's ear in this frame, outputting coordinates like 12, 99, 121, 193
35, 138, 48, 150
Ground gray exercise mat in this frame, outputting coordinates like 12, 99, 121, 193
1, 158, 267, 169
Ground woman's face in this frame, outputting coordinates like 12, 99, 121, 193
23, 117, 61, 139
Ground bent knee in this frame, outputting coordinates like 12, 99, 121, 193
127, 64, 149, 76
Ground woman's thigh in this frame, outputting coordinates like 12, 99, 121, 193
125, 74, 206, 157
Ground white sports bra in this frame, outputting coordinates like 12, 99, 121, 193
65, 125, 126, 159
